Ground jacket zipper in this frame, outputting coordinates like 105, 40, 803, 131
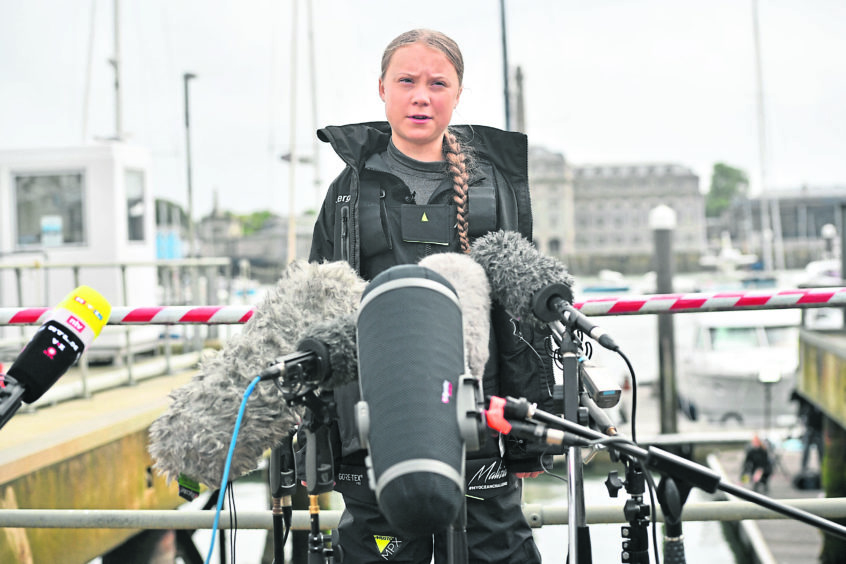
340, 205, 350, 261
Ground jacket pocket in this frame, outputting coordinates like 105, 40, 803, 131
359, 189, 392, 257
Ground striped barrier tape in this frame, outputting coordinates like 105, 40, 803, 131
0, 287, 844, 326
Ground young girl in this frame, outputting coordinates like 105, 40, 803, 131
310, 29, 550, 563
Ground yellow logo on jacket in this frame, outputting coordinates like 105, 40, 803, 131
373, 535, 403, 559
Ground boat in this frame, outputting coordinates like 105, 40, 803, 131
581, 269, 630, 293
677, 308, 801, 426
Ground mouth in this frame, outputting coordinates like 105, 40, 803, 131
408, 115, 431, 122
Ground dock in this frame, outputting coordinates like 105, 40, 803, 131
0, 357, 198, 563
711, 444, 825, 563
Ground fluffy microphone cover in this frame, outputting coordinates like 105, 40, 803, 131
470, 230, 574, 322
148, 260, 366, 488
418, 253, 491, 380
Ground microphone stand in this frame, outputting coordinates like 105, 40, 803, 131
656, 475, 690, 564
299, 391, 336, 564
277, 382, 337, 564
493, 396, 846, 545
605, 456, 650, 563
268, 428, 298, 564
547, 321, 592, 564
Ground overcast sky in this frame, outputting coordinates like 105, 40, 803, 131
2, 0, 845, 219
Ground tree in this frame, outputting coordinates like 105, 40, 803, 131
706, 163, 748, 218
239, 211, 274, 235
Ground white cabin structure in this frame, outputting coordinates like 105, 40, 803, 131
0, 143, 160, 361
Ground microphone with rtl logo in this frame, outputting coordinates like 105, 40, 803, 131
0, 286, 111, 430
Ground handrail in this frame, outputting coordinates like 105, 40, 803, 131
1, 498, 845, 530
0, 257, 231, 270
1, 286, 845, 326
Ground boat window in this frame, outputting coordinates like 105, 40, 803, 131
14, 172, 86, 247
765, 326, 799, 347
708, 327, 760, 351
126, 169, 146, 242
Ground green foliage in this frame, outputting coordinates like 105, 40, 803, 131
706, 163, 748, 218
238, 211, 273, 235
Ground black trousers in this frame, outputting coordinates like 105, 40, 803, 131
331, 460, 542, 564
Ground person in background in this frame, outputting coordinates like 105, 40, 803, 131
791, 390, 824, 490
309, 28, 552, 564
741, 434, 774, 493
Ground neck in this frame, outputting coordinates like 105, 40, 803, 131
391, 136, 444, 162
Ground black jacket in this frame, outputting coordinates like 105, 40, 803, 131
309, 122, 555, 469
309, 121, 533, 273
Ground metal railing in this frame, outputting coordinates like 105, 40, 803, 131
2, 286, 846, 536
1, 498, 845, 530
0, 257, 237, 404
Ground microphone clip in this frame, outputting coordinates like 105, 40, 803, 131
0, 374, 25, 431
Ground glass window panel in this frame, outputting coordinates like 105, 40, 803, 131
15, 172, 85, 247
125, 168, 146, 241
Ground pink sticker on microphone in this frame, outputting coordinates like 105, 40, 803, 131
441, 381, 453, 404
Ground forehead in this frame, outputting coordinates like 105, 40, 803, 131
385, 43, 458, 77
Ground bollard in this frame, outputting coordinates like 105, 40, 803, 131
650, 205, 678, 435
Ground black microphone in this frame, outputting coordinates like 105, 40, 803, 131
148, 260, 366, 489
259, 252, 491, 389
1, 286, 111, 430
470, 230, 620, 351
259, 313, 358, 390
355, 263, 470, 536
559, 304, 620, 352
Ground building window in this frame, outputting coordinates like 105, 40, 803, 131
14, 171, 85, 248
126, 169, 146, 242
548, 238, 561, 254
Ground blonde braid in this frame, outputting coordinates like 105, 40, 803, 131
443, 130, 471, 253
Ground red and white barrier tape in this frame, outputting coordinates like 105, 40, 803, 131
0, 305, 255, 326
0, 287, 844, 326
573, 286, 846, 316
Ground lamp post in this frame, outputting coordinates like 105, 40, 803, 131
650, 204, 678, 435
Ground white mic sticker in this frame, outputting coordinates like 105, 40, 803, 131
441, 380, 453, 404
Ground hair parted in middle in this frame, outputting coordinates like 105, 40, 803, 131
381, 28, 475, 253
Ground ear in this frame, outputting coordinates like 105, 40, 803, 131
454, 85, 463, 108
378, 78, 386, 102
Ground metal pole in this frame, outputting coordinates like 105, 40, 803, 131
72, 266, 90, 398
121, 264, 134, 386
499, 0, 511, 131
752, 0, 775, 273
183, 72, 197, 259
111, 0, 122, 140
286, 0, 299, 264
305, 0, 321, 211
2, 498, 846, 529
651, 205, 678, 435
81, 0, 97, 142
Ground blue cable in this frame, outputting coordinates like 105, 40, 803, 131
204, 375, 262, 564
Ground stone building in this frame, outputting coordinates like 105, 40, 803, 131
529, 149, 707, 275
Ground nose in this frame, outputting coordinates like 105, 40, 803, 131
411, 84, 429, 105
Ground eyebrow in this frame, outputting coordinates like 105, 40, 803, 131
394, 70, 451, 82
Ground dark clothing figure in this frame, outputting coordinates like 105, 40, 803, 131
741, 435, 774, 493
311, 122, 545, 563
791, 391, 824, 490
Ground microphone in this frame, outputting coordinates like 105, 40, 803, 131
148, 260, 366, 489
559, 304, 620, 352
1, 286, 111, 430
354, 263, 471, 536
259, 253, 490, 390
470, 230, 619, 351
419, 252, 491, 380
259, 314, 358, 390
